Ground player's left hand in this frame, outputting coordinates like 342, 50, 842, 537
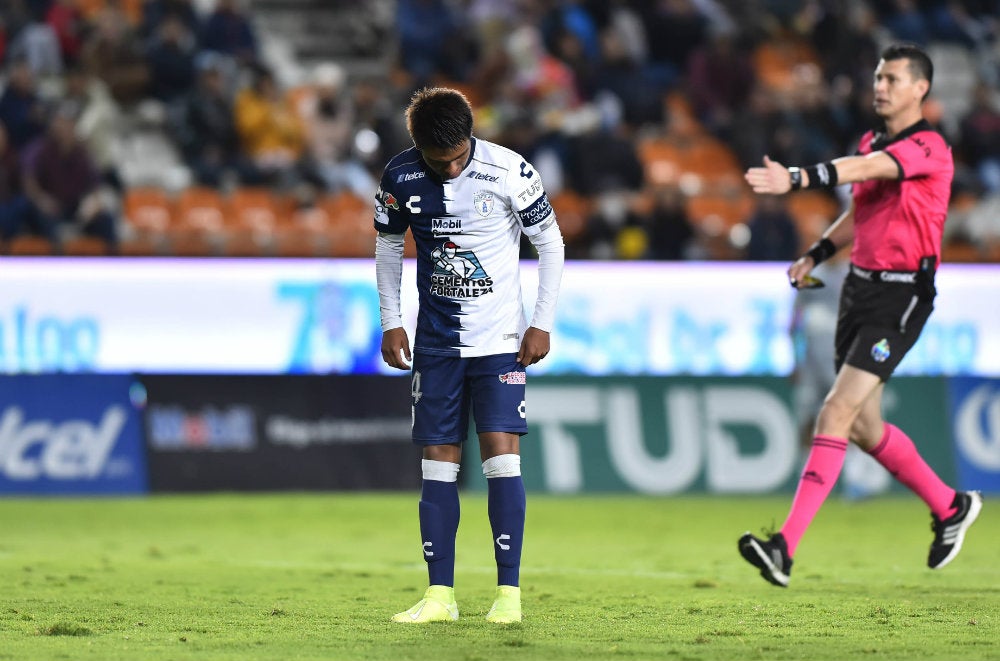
517, 327, 550, 366
745, 155, 792, 195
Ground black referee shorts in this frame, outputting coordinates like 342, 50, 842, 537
834, 269, 935, 381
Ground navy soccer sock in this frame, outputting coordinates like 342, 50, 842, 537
484, 454, 525, 587
418, 460, 460, 587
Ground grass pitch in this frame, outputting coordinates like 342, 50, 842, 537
0, 493, 996, 661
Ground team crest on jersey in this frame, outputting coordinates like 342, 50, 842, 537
499, 371, 526, 385
429, 241, 494, 298
473, 190, 495, 217
376, 186, 399, 210
871, 338, 891, 363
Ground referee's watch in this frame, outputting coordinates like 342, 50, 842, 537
788, 167, 803, 191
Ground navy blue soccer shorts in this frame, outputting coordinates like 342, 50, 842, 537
410, 353, 528, 446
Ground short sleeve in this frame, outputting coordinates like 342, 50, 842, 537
373, 174, 409, 234
885, 132, 951, 180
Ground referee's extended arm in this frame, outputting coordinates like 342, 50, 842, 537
745, 152, 899, 195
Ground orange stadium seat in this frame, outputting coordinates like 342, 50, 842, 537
174, 187, 226, 233
685, 190, 753, 227
227, 187, 281, 234
119, 233, 165, 257
166, 230, 219, 257
6, 236, 55, 256
786, 191, 841, 247
64, 237, 111, 256
123, 186, 173, 237
638, 139, 683, 186
222, 232, 269, 257
323, 192, 376, 257
549, 190, 592, 243
75, 0, 142, 24
273, 226, 332, 258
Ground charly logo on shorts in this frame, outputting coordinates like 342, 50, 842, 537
499, 371, 526, 385
871, 338, 891, 363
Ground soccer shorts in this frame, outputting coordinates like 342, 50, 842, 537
835, 269, 934, 381
410, 353, 528, 445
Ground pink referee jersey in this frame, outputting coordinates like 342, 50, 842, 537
851, 119, 954, 271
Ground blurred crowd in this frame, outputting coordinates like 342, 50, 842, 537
0, 0, 998, 260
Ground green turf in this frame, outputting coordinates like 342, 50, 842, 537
0, 493, 995, 661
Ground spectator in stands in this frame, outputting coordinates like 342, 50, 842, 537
21, 101, 119, 252
394, 0, 466, 87
295, 62, 375, 198
0, 121, 34, 246
63, 64, 123, 190
144, 13, 196, 103
350, 76, 411, 178
565, 120, 643, 196
200, 0, 257, 65
958, 81, 1000, 193
234, 63, 306, 188
45, 0, 85, 66
872, 0, 931, 45
635, 0, 710, 93
169, 51, 243, 187
6, 9, 62, 76
80, 6, 151, 107
745, 194, 799, 261
592, 19, 664, 128
0, 57, 48, 150
644, 184, 695, 261
140, 0, 202, 43
685, 31, 754, 140
497, 110, 565, 196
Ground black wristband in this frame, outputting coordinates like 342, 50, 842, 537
803, 161, 839, 189
805, 237, 836, 265
788, 167, 803, 191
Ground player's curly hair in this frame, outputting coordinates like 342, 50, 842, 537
405, 87, 474, 151
881, 43, 934, 101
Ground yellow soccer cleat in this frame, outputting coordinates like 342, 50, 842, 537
485, 585, 521, 623
391, 585, 459, 623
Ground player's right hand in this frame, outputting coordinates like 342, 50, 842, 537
381, 327, 412, 370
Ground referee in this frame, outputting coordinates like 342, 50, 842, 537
738, 43, 982, 587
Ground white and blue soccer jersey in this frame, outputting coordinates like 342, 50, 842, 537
374, 137, 556, 357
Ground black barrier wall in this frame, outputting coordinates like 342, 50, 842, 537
141, 375, 420, 491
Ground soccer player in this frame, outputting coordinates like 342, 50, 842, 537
738, 43, 982, 587
374, 88, 564, 621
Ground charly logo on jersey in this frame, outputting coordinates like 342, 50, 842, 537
376, 186, 399, 210
429, 241, 494, 298
871, 338, 890, 363
473, 190, 495, 217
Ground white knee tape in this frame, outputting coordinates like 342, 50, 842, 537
482, 454, 521, 478
422, 459, 460, 482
